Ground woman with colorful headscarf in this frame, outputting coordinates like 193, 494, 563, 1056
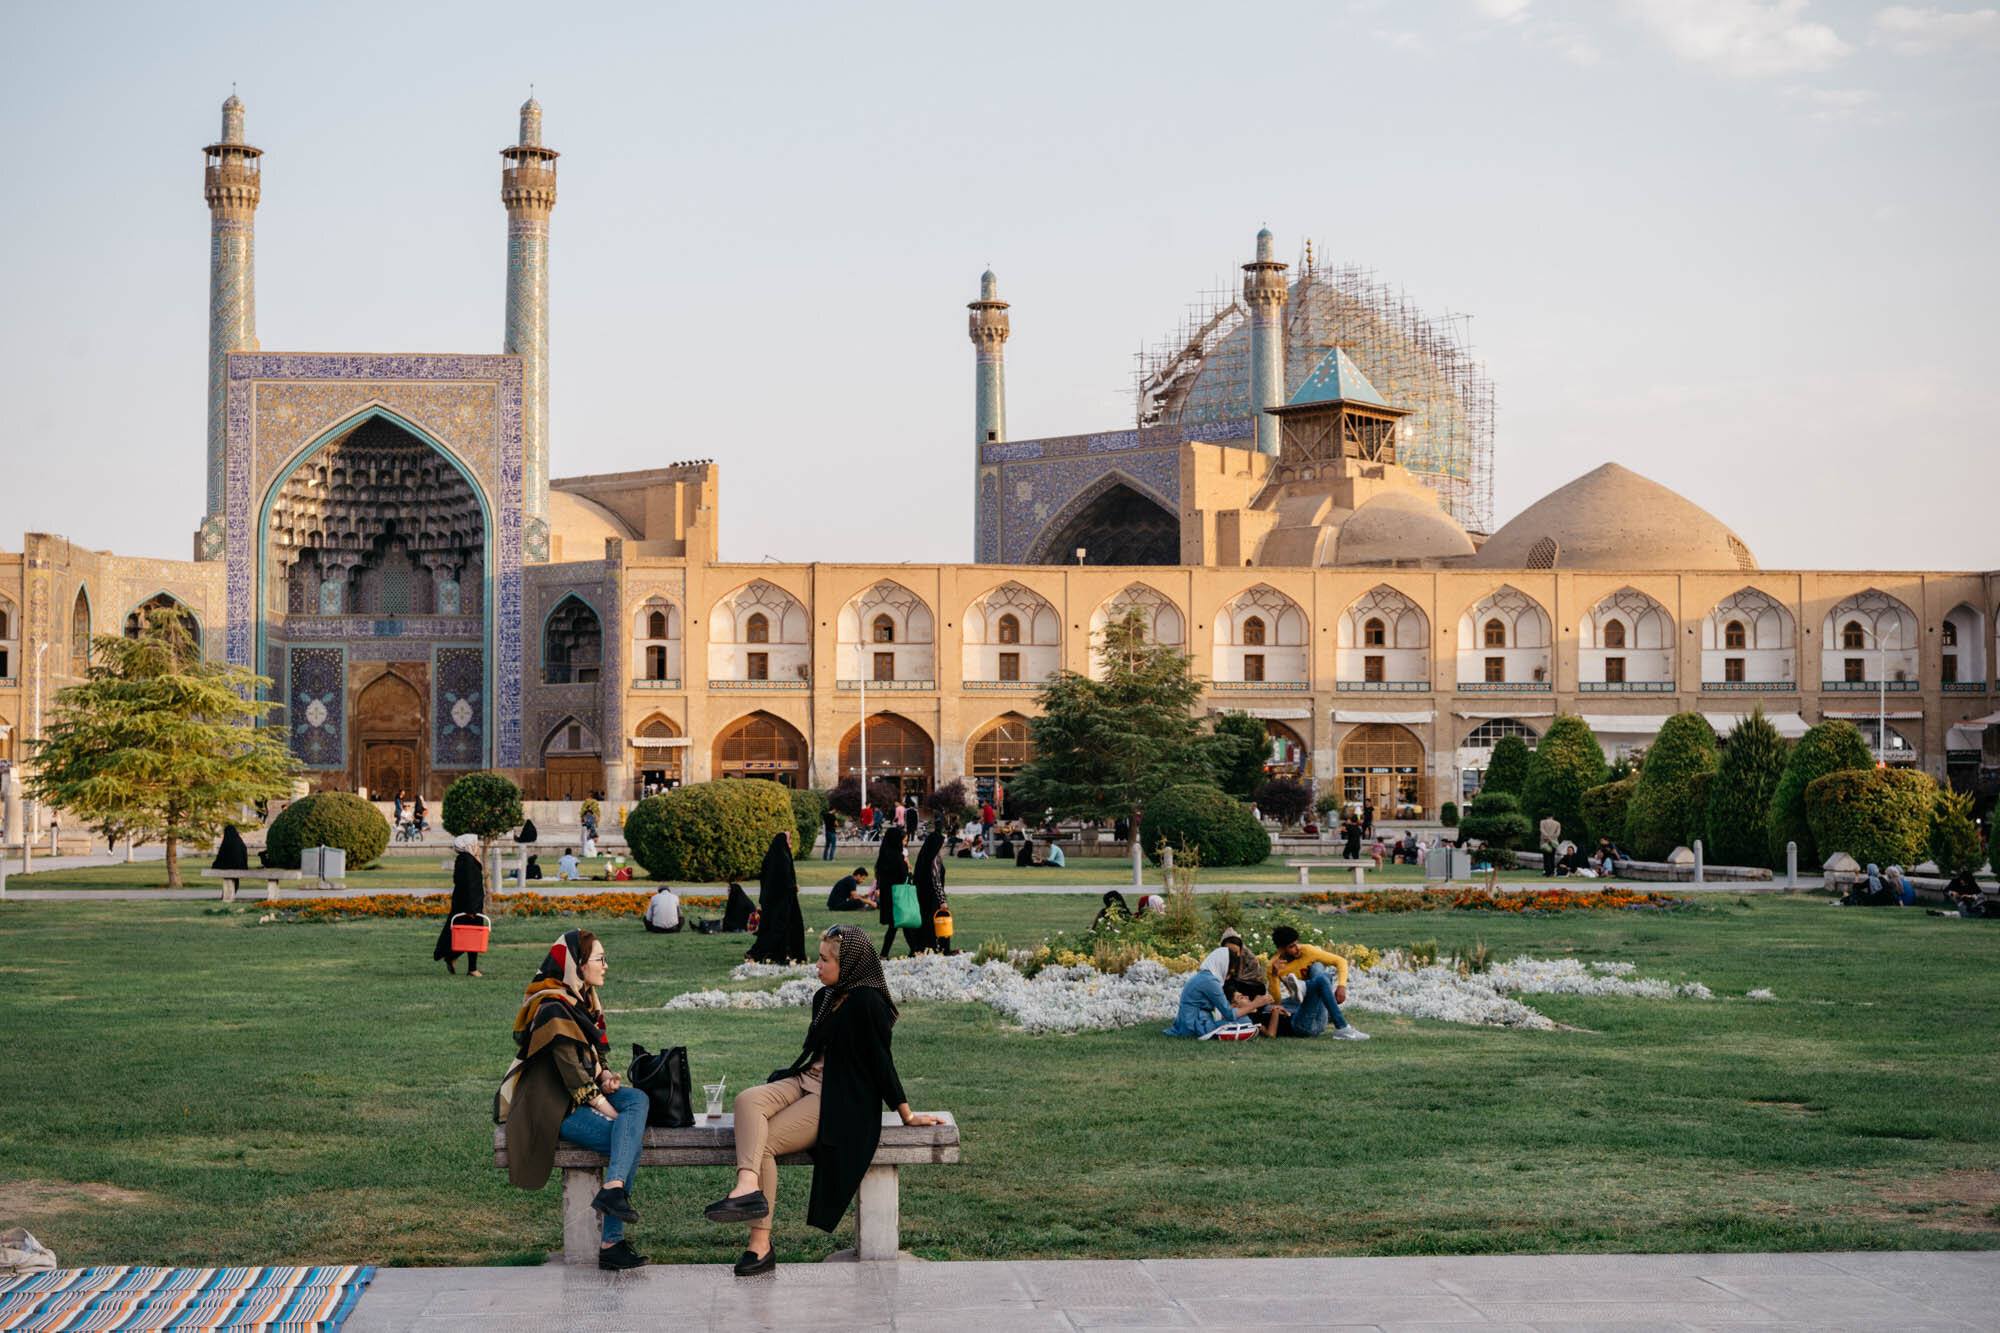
495, 929, 651, 1270
434, 833, 486, 977
702, 924, 943, 1276
873, 825, 911, 958
746, 831, 805, 963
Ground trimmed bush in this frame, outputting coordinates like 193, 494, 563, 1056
266, 791, 390, 870
1767, 720, 1872, 868
1212, 712, 1271, 800
1483, 735, 1532, 798
789, 786, 829, 858
626, 779, 794, 882
924, 778, 969, 818
1805, 767, 1937, 870
1704, 710, 1789, 868
1142, 783, 1271, 867
442, 772, 524, 843
1439, 800, 1459, 829
1255, 777, 1312, 828
1624, 713, 1719, 859
1928, 788, 1984, 877
1314, 790, 1343, 818
825, 776, 899, 819
1458, 790, 1532, 851
1581, 774, 1638, 846
1521, 714, 1607, 847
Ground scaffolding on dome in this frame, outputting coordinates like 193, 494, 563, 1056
1133, 249, 1495, 534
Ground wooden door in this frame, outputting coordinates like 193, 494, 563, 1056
365, 743, 417, 801
545, 756, 603, 801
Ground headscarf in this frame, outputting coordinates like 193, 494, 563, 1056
759, 831, 797, 893
723, 882, 755, 930
874, 826, 908, 885
1865, 863, 1882, 894
1094, 890, 1131, 927
815, 924, 898, 1028
495, 930, 607, 1120
912, 830, 944, 891
454, 832, 480, 855
517, 818, 539, 844
212, 825, 249, 872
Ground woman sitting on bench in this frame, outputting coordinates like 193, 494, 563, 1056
702, 925, 942, 1276
495, 930, 651, 1271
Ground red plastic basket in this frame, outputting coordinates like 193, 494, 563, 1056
450, 913, 491, 953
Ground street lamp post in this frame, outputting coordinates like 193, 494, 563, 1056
1878, 617, 1898, 765
25, 641, 49, 874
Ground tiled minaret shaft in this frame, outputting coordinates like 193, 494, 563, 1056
201, 94, 261, 559
502, 97, 558, 560
969, 269, 1011, 560
1243, 227, 1289, 457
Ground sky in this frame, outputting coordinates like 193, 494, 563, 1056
1, 0, 1994, 571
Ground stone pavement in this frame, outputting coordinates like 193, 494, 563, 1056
341, 1251, 2000, 1331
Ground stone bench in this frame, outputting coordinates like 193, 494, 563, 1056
1286, 859, 1374, 887
493, 1110, 960, 1265
198, 868, 304, 902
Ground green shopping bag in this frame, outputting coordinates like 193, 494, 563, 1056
891, 882, 922, 929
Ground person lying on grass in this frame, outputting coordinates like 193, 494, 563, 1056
1259, 926, 1369, 1041
495, 929, 652, 1271
703, 925, 943, 1277
1163, 926, 1275, 1038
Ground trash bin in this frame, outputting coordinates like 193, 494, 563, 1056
302, 846, 346, 882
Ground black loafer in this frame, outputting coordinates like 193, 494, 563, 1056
704, 1190, 770, 1223
592, 1185, 639, 1224
733, 1246, 777, 1276
598, 1239, 648, 1271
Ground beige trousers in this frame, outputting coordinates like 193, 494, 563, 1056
733, 1077, 821, 1210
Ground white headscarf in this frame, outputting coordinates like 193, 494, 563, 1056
454, 832, 480, 854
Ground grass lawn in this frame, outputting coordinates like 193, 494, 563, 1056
1, 892, 1995, 1268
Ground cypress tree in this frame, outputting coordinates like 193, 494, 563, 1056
1521, 713, 1608, 846
1624, 712, 1719, 859
1766, 719, 1871, 869
1483, 734, 1532, 798
1704, 708, 1790, 868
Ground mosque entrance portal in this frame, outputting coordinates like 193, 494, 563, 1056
355, 670, 427, 800
1032, 482, 1179, 566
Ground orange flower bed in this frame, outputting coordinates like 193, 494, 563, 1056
1252, 887, 1691, 915
272, 892, 727, 923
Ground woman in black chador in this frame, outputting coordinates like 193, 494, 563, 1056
434, 833, 486, 977
746, 832, 806, 963
907, 830, 946, 954
872, 826, 911, 957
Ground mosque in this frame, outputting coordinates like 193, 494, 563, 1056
0, 97, 1994, 826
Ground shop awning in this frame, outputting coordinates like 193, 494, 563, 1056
630, 736, 691, 748
1207, 706, 1312, 720
1578, 714, 1671, 736
1332, 709, 1436, 725
1946, 726, 1985, 751
1452, 709, 1556, 719
1956, 710, 2000, 727
1701, 711, 1810, 740
1823, 710, 1923, 720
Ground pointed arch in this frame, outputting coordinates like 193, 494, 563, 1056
1820, 588, 1918, 690
1026, 471, 1179, 566
1089, 584, 1185, 679
963, 581, 1061, 685
1336, 585, 1429, 689
1455, 585, 1551, 689
1579, 587, 1674, 688
713, 710, 807, 786
1213, 584, 1308, 686
836, 581, 936, 686
1701, 587, 1795, 690
1942, 602, 1986, 687
708, 580, 810, 684
631, 594, 682, 685
124, 591, 204, 655
542, 594, 603, 685
839, 712, 937, 798
69, 586, 92, 673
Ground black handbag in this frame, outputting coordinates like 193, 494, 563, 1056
626, 1042, 693, 1127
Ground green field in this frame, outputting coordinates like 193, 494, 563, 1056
1, 892, 1994, 1268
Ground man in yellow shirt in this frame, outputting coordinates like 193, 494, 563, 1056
1263, 926, 1369, 1040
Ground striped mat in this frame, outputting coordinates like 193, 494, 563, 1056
0, 1265, 375, 1332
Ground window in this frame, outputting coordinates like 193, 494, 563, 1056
1243, 653, 1265, 682
1243, 616, 1266, 646
1603, 621, 1626, 650
872, 614, 896, 643
648, 609, 667, 639
1364, 654, 1385, 683
1943, 654, 1958, 684
1484, 656, 1505, 683
1484, 618, 1506, 648
873, 652, 895, 681
0, 648, 8, 678
1604, 656, 1626, 684
0, 608, 9, 638
746, 613, 769, 644
1844, 657, 1865, 683
566, 724, 582, 751
997, 652, 1020, 681
1943, 622, 1958, 647
1725, 657, 1745, 682
747, 652, 769, 680
1842, 621, 1865, 650
1364, 617, 1386, 647
1724, 620, 1746, 650
997, 613, 1020, 644
645, 645, 668, 680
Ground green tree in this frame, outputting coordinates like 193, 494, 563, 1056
789, 786, 830, 858
1805, 767, 1936, 870
1767, 719, 1872, 868
1582, 773, 1638, 846
1928, 787, 1984, 877
1459, 790, 1532, 851
1254, 776, 1312, 828
1521, 714, 1607, 845
1482, 734, 1532, 798
1012, 607, 1220, 854
1211, 711, 1270, 801
1704, 709, 1789, 867
1624, 713, 1719, 859
24, 608, 298, 888
442, 772, 524, 884
1142, 783, 1270, 867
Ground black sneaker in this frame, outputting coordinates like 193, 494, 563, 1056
704, 1190, 770, 1223
592, 1185, 639, 1224
733, 1246, 777, 1277
598, 1239, 648, 1271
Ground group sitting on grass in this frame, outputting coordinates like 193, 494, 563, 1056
1163, 925, 1369, 1042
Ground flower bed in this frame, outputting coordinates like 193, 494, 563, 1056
264, 892, 725, 923
1258, 887, 1693, 914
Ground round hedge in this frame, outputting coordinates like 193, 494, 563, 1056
1459, 790, 1532, 851
266, 792, 390, 870
1804, 766, 1936, 870
626, 779, 795, 882
788, 786, 829, 859
1143, 783, 1270, 867
442, 772, 524, 841
1767, 719, 1871, 868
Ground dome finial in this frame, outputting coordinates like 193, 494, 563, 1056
220, 87, 246, 144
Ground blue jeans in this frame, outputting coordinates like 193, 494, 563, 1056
1164, 970, 1232, 1037
559, 1085, 649, 1243
1281, 962, 1348, 1037
822, 831, 836, 861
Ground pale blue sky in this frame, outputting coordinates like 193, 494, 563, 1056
2, 0, 1993, 569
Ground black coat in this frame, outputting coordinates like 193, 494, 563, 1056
908, 837, 945, 952
747, 836, 806, 963
771, 986, 908, 1233
873, 831, 909, 927
434, 850, 485, 960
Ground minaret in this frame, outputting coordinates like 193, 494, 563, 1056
199, 92, 262, 560
501, 96, 557, 561
1242, 227, 1289, 457
968, 269, 1010, 561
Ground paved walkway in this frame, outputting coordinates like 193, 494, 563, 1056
341, 1251, 2000, 1331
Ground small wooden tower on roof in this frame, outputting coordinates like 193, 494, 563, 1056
1266, 346, 1411, 467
